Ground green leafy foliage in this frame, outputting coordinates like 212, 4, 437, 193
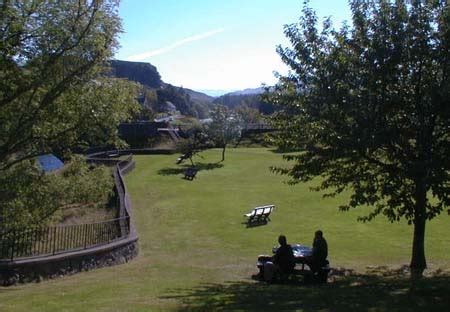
0, 0, 140, 170
154, 85, 211, 118
235, 105, 263, 126
176, 126, 211, 166
0, 157, 113, 232
206, 105, 243, 161
0, 1, 139, 230
268, 0, 450, 276
58, 156, 114, 207
213, 93, 276, 115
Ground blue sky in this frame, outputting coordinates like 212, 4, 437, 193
116, 0, 351, 93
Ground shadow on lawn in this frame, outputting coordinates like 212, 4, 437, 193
161, 270, 450, 312
242, 220, 270, 228
157, 162, 224, 176
268, 147, 305, 154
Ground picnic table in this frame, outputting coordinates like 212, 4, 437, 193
285, 244, 313, 270
257, 244, 312, 269
257, 244, 330, 283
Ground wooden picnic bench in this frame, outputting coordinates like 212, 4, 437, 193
184, 167, 198, 180
244, 204, 275, 224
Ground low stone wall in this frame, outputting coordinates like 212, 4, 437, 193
0, 238, 138, 286
0, 150, 145, 286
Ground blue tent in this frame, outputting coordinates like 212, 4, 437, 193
37, 154, 64, 172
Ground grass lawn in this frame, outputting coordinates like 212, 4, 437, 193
1, 148, 449, 311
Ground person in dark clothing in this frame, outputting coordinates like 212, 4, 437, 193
306, 230, 328, 272
261, 235, 296, 282
273, 235, 296, 274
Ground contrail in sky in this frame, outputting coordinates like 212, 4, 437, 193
127, 28, 225, 61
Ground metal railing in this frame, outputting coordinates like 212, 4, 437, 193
0, 216, 129, 261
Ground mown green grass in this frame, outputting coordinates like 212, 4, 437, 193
1, 148, 449, 311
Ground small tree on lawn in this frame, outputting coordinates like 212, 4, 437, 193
207, 105, 242, 162
267, 0, 450, 278
176, 127, 210, 166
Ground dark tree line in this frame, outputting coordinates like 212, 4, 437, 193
213, 93, 276, 115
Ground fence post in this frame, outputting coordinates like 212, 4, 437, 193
52, 227, 57, 255
10, 230, 15, 261
84, 224, 88, 249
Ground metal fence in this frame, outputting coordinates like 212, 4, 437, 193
0, 216, 129, 261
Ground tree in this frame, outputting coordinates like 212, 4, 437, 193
176, 126, 210, 166
268, 0, 449, 278
0, 0, 139, 170
0, 1, 139, 229
236, 104, 262, 126
207, 105, 242, 162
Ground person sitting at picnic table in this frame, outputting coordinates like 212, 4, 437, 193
305, 230, 328, 273
262, 235, 296, 282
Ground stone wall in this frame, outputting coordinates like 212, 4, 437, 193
1, 239, 138, 286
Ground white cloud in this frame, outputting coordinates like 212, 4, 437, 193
126, 28, 225, 61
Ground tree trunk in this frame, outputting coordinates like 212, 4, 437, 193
410, 178, 427, 279
221, 144, 226, 162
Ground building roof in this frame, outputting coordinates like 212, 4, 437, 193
37, 154, 64, 172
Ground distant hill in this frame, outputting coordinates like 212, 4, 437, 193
226, 87, 265, 96
108, 60, 276, 118
109, 60, 213, 119
196, 89, 237, 97
109, 60, 162, 89
172, 86, 214, 104
213, 88, 275, 115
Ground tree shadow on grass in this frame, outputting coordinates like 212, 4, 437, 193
268, 147, 305, 154
157, 162, 224, 176
160, 270, 450, 312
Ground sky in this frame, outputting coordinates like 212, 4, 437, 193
116, 0, 351, 94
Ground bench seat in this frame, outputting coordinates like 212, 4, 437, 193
244, 204, 275, 224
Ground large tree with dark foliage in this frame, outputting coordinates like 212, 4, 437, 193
0, 0, 138, 230
268, 0, 449, 278
0, 0, 139, 170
